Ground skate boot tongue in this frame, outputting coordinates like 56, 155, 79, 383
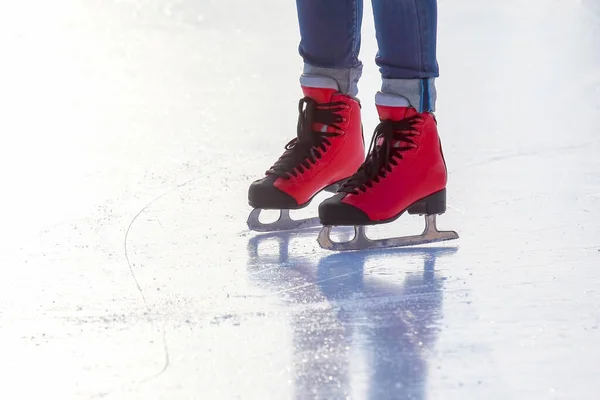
374, 104, 421, 147
373, 106, 418, 147
375, 104, 418, 122
300, 85, 342, 135
301, 86, 337, 103
300, 74, 340, 103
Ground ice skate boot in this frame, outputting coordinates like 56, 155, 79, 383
247, 77, 365, 232
317, 93, 458, 250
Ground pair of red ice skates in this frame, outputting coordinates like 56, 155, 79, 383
247, 84, 458, 251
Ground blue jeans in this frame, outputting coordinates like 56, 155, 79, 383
296, 0, 438, 112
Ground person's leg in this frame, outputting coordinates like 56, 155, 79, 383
296, 0, 364, 96
316, 0, 458, 251
247, 1, 366, 232
371, 0, 438, 111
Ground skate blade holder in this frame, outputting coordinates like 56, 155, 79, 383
246, 208, 320, 232
317, 215, 459, 251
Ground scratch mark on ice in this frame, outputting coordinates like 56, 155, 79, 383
124, 178, 199, 304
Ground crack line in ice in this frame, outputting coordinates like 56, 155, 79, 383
140, 324, 171, 384
124, 178, 199, 304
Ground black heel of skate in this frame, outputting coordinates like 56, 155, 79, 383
323, 179, 346, 194
318, 188, 458, 251
407, 189, 447, 216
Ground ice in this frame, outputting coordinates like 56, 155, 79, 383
0, 0, 599, 398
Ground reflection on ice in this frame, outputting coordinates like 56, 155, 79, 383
247, 231, 457, 399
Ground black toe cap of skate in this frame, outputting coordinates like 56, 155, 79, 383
248, 176, 299, 209
319, 194, 371, 226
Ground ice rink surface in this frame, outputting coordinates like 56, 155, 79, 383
1, 0, 600, 398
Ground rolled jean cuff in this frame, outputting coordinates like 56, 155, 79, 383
381, 78, 437, 112
302, 62, 363, 97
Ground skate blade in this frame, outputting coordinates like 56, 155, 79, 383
247, 208, 320, 232
317, 215, 459, 251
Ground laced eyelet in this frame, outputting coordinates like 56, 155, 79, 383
337, 116, 420, 196
265, 96, 347, 179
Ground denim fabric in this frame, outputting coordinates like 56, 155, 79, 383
296, 0, 364, 97
296, 0, 438, 111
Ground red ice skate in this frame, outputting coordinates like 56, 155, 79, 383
247, 78, 365, 232
317, 98, 458, 250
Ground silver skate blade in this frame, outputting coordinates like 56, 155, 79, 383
247, 208, 320, 232
317, 215, 459, 251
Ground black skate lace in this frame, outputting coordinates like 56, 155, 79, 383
339, 115, 421, 195
266, 97, 347, 179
